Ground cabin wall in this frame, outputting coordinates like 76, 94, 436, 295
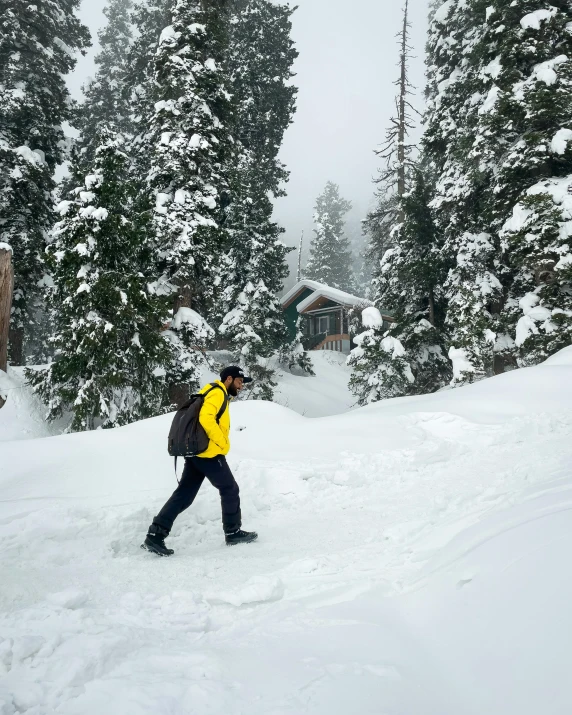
283, 288, 315, 340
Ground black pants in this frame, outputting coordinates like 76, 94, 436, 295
154, 455, 241, 534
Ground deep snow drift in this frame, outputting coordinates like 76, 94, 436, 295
1, 348, 572, 714
0, 351, 354, 444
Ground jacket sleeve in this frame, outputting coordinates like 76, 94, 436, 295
199, 388, 229, 452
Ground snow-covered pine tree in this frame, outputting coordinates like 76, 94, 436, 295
349, 171, 451, 404
487, 2, 572, 367
28, 132, 172, 430
143, 0, 234, 405
127, 0, 174, 176
363, 193, 399, 290
429, 1, 572, 381
346, 218, 371, 298
71, 0, 135, 179
427, 0, 441, 22
425, 0, 509, 385
218, 0, 302, 397
349, 1, 449, 404
0, 0, 90, 365
278, 316, 315, 376
305, 182, 354, 293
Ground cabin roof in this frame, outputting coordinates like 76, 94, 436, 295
281, 280, 372, 313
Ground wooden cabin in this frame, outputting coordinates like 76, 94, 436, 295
281, 280, 392, 355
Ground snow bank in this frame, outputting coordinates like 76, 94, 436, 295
0, 367, 68, 441
1, 349, 572, 713
47, 589, 89, 609
207, 576, 284, 607
543, 344, 572, 365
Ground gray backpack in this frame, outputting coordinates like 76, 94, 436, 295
168, 383, 228, 466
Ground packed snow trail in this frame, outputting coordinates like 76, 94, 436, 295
1, 349, 572, 713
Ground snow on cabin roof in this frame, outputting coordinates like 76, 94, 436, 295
281, 279, 372, 313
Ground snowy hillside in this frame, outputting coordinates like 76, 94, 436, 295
0, 351, 354, 444
0, 368, 70, 442
1, 348, 572, 714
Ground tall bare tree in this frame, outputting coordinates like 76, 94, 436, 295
365, 0, 418, 269
378, 0, 417, 199
0, 244, 13, 406
297, 231, 304, 283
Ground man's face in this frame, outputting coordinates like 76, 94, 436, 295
227, 377, 244, 397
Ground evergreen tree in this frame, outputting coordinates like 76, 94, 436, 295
142, 0, 234, 404
72, 0, 135, 178
427, 1, 572, 381
349, 1, 449, 404
305, 182, 354, 292
423, 0, 506, 384
346, 218, 371, 298
502, 184, 572, 367
278, 316, 315, 376
489, 2, 572, 368
0, 0, 90, 364
349, 328, 416, 404
365, 0, 418, 286
349, 171, 451, 404
219, 0, 302, 396
28, 132, 171, 430
427, 0, 441, 21
363, 193, 399, 289
127, 0, 174, 175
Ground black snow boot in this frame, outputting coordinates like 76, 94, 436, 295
225, 528, 258, 546
142, 524, 174, 557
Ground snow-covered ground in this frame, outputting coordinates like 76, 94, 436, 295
1, 348, 572, 714
0, 368, 70, 442
0, 350, 354, 444
213, 350, 355, 418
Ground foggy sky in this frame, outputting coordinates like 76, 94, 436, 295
70, 0, 430, 288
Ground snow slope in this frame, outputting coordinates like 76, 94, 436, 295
0, 350, 353, 443
1, 348, 572, 714
0, 368, 69, 442
209, 350, 355, 418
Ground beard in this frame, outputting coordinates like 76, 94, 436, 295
228, 383, 239, 397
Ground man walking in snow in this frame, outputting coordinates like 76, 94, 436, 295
142, 366, 258, 556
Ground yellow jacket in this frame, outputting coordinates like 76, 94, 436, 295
197, 381, 231, 458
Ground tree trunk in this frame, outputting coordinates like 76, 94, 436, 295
493, 354, 505, 376
0, 247, 14, 408
297, 231, 304, 283
8, 325, 24, 367
428, 286, 436, 327
168, 283, 193, 407
396, 0, 410, 224
168, 382, 191, 408
173, 283, 192, 316
397, 0, 408, 201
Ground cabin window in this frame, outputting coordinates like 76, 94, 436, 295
319, 316, 329, 334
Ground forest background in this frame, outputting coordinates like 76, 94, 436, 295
69, 0, 430, 286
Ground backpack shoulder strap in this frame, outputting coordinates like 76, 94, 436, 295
204, 382, 229, 424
